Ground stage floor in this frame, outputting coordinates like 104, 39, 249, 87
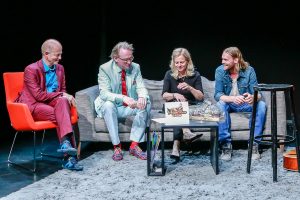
0, 130, 248, 198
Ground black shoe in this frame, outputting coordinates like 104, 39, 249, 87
170, 154, 180, 164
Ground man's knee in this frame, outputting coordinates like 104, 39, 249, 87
102, 101, 117, 113
54, 98, 71, 114
56, 97, 70, 107
217, 100, 227, 110
257, 101, 266, 109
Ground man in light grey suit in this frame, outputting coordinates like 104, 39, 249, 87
95, 41, 151, 161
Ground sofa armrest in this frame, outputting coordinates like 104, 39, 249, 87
75, 85, 99, 141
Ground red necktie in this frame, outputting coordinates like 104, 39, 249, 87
121, 69, 128, 106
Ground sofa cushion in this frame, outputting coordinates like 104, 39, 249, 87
144, 79, 164, 110
201, 76, 216, 104
230, 112, 251, 130
94, 110, 250, 133
94, 109, 166, 133
95, 116, 134, 133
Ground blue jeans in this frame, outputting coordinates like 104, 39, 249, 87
217, 100, 267, 145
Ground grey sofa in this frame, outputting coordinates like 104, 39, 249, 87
75, 76, 287, 142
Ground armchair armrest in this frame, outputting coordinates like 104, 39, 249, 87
70, 105, 78, 124
75, 85, 100, 141
7, 102, 36, 131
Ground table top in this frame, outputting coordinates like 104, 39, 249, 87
254, 83, 293, 91
151, 119, 218, 128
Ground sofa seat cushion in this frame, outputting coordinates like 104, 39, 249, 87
229, 112, 251, 130
95, 110, 251, 133
95, 116, 135, 133
94, 109, 165, 133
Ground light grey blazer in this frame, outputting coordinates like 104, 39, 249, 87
94, 59, 149, 117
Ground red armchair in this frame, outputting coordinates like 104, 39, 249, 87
3, 72, 79, 172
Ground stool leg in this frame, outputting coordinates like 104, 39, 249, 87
147, 126, 151, 175
295, 129, 300, 173
289, 87, 300, 173
247, 90, 258, 173
271, 90, 277, 182
161, 128, 165, 175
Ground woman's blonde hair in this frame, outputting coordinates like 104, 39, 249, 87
223, 47, 249, 70
169, 48, 195, 79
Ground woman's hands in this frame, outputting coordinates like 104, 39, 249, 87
177, 82, 191, 91
173, 93, 187, 102
177, 82, 203, 101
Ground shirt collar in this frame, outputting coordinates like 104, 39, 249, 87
42, 59, 56, 72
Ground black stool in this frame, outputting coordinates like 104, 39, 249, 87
247, 84, 300, 182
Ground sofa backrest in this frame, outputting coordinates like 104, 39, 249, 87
143, 76, 216, 110
201, 76, 216, 104
143, 79, 164, 110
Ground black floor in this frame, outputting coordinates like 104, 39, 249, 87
0, 130, 111, 198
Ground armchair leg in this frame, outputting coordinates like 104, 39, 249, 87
40, 130, 63, 159
77, 142, 81, 159
7, 131, 19, 163
7, 131, 37, 173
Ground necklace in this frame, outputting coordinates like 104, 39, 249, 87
178, 76, 186, 83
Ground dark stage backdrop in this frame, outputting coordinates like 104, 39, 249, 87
1, 1, 299, 139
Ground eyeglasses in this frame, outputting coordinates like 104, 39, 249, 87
118, 56, 134, 63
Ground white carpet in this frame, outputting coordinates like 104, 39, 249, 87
1, 149, 300, 200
